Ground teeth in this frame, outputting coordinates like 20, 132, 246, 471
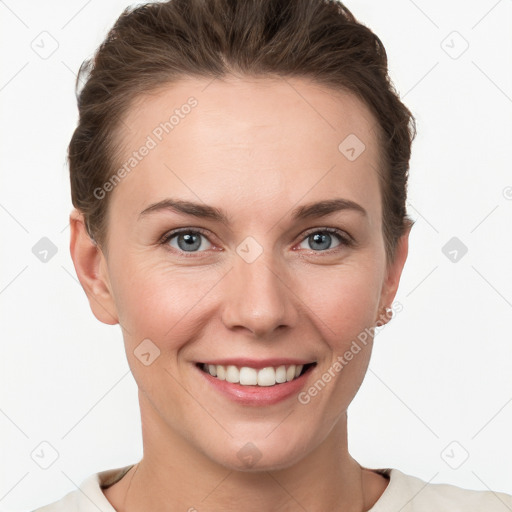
226, 365, 239, 383
201, 363, 307, 386
216, 365, 226, 380
239, 367, 258, 385
257, 367, 275, 387
275, 365, 287, 383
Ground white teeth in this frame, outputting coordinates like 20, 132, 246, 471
201, 363, 311, 386
216, 365, 226, 380
225, 365, 239, 383
239, 367, 258, 385
257, 367, 275, 387
275, 365, 287, 383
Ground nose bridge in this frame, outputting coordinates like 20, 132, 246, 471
221, 241, 296, 337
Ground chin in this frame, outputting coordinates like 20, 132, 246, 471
205, 431, 314, 473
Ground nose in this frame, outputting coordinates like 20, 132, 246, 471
220, 250, 298, 338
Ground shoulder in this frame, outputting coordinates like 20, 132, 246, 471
369, 468, 512, 512
32, 465, 133, 512
32, 488, 80, 512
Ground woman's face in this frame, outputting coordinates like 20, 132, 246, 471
77, 76, 408, 471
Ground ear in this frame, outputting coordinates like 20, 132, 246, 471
375, 223, 411, 326
69, 209, 119, 325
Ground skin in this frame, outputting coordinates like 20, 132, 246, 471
70, 75, 410, 511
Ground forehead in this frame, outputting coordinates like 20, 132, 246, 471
111, 75, 383, 227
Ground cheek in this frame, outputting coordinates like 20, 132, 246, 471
295, 260, 382, 342
295, 267, 380, 415
109, 257, 226, 348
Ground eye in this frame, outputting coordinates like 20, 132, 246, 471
162, 228, 213, 253
160, 226, 353, 256
296, 228, 352, 252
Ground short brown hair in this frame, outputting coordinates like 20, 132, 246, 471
69, 0, 416, 262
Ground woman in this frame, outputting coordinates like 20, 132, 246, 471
34, 0, 512, 510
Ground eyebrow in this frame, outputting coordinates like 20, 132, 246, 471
139, 197, 367, 223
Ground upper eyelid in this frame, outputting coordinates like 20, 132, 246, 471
301, 226, 351, 239
159, 226, 211, 243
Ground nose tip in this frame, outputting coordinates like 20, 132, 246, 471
220, 254, 296, 338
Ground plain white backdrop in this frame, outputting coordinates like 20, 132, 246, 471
1, 0, 511, 510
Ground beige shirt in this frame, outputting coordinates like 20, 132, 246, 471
33, 465, 512, 511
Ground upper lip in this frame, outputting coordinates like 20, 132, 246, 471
198, 358, 316, 369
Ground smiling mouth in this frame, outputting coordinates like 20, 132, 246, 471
196, 362, 317, 387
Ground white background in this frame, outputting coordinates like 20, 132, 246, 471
1, 0, 511, 510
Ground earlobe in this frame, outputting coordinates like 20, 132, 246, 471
69, 209, 119, 325
376, 225, 411, 326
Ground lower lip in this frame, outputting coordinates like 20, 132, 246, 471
196, 364, 315, 406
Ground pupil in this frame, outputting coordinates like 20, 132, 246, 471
178, 232, 201, 251
310, 232, 331, 250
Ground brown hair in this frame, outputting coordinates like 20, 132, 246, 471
69, 0, 416, 262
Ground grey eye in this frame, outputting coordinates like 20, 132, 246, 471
299, 231, 343, 251
167, 231, 212, 252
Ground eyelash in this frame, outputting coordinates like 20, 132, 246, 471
159, 226, 354, 257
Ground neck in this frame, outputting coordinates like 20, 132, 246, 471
106, 394, 377, 512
